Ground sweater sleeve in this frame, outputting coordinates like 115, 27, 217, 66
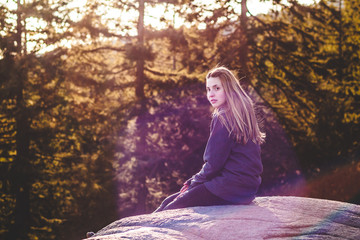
192, 115, 233, 183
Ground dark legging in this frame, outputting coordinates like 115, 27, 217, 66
154, 183, 232, 212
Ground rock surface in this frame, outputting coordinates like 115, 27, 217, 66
85, 196, 360, 240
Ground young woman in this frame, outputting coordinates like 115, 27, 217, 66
154, 66, 265, 212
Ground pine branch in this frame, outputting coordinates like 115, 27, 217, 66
82, 46, 125, 53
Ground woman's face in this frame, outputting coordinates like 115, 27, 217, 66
206, 77, 226, 108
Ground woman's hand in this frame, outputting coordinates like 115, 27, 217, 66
180, 182, 189, 193
174, 182, 190, 201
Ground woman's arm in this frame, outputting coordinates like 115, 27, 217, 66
191, 115, 233, 183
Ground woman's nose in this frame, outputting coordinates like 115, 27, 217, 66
208, 90, 215, 97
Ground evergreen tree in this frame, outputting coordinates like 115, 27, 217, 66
249, 0, 359, 170
0, 1, 119, 239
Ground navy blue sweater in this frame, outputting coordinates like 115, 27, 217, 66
190, 113, 263, 204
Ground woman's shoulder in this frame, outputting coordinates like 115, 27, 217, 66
211, 111, 225, 127
212, 108, 229, 121
213, 109, 231, 127
210, 110, 233, 138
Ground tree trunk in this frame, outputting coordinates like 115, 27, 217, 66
239, 0, 250, 89
134, 0, 148, 214
337, 0, 343, 82
136, 0, 145, 100
11, 104, 31, 240
8, 1, 31, 239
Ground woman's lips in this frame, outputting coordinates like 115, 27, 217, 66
210, 99, 217, 104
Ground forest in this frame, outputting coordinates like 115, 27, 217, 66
0, 0, 359, 239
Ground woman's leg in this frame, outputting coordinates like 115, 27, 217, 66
153, 192, 181, 212
162, 184, 231, 211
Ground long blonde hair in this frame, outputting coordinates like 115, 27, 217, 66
206, 66, 265, 144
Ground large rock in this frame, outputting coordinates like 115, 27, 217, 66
86, 196, 360, 240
